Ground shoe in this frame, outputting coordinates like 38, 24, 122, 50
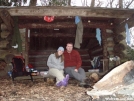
79, 82, 86, 87
56, 81, 62, 87
79, 80, 93, 88
61, 74, 69, 87
65, 74, 69, 82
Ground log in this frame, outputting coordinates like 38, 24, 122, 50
108, 51, 114, 55
114, 51, 125, 58
106, 29, 113, 33
0, 10, 14, 31
30, 33, 95, 38
1, 6, 134, 18
0, 40, 9, 48
107, 46, 114, 51
91, 48, 103, 55
19, 22, 113, 29
90, 46, 102, 52
114, 34, 125, 43
1, 23, 7, 31
92, 61, 134, 90
107, 40, 115, 47
0, 31, 10, 38
0, 60, 7, 70
106, 33, 113, 38
114, 43, 125, 52
102, 29, 108, 59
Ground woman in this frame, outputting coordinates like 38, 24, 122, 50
47, 46, 69, 87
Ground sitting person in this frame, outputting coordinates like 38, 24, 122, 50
64, 42, 88, 86
47, 46, 69, 87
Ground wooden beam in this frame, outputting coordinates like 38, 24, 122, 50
19, 22, 113, 29
25, 28, 29, 67
30, 33, 96, 38
0, 7, 134, 18
114, 15, 134, 33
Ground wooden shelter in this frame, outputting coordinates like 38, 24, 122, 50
0, 6, 134, 73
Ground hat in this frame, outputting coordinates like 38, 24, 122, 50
57, 46, 64, 52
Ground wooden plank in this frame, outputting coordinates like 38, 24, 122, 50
29, 57, 48, 62
30, 33, 96, 38
19, 22, 113, 29
90, 46, 102, 52
25, 28, 29, 67
0, 7, 134, 18
29, 50, 56, 55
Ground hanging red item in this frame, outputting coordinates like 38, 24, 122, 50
44, 16, 54, 22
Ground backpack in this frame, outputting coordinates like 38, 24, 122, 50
11, 56, 33, 81
11, 56, 27, 77
91, 56, 101, 69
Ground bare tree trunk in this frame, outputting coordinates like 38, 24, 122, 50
110, 0, 114, 8
29, 0, 37, 6
119, 0, 123, 8
68, 0, 71, 6
90, 0, 95, 7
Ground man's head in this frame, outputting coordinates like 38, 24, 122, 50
66, 42, 73, 53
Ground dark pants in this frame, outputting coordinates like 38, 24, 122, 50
64, 67, 86, 82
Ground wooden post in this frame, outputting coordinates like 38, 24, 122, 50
25, 28, 29, 67
101, 29, 109, 72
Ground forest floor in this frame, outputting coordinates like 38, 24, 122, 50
0, 77, 93, 101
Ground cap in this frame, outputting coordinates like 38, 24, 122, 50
57, 46, 64, 52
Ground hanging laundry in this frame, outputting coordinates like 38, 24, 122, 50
11, 17, 22, 52
74, 16, 83, 49
125, 23, 130, 46
96, 28, 101, 46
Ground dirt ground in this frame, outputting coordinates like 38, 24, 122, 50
0, 77, 93, 101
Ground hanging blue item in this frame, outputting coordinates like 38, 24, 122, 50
125, 23, 130, 45
96, 28, 101, 45
75, 16, 80, 24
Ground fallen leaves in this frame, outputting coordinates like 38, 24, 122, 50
0, 78, 92, 101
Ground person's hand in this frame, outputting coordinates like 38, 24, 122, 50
74, 69, 78, 72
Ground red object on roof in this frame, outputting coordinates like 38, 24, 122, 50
44, 16, 54, 22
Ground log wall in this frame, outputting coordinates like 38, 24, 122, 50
28, 49, 92, 72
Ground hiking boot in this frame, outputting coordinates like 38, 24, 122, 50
79, 79, 93, 88
61, 74, 69, 87
79, 81, 86, 87
56, 81, 62, 87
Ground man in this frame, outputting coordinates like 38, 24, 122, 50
64, 42, 87, 86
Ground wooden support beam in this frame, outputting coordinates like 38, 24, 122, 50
30, 33, 96, 38
25, 28, 29, 67
0, 7, 134, 18
101, 29, 109, 72
19, 22, 113, 29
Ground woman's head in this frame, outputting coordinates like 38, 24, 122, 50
57, 46, 64, 56
55, 46, 64, 62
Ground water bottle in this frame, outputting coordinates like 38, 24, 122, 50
26, 65, 30, 72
